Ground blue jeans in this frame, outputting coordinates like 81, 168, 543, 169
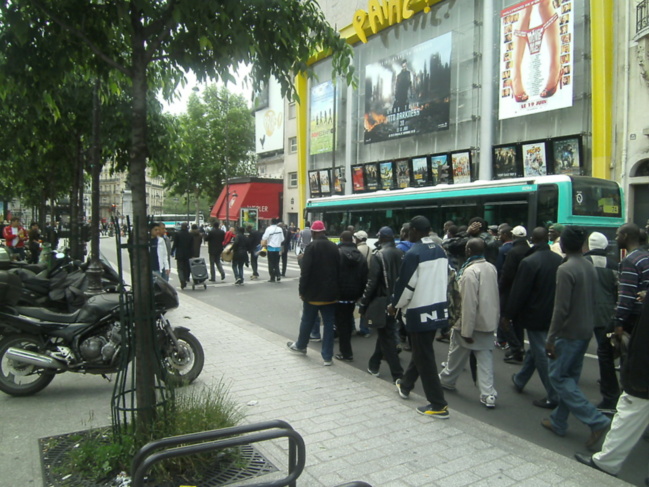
514, 330, 558, 404
295, 302, 336, 361
232, 261, 244, 281
548, 338, 611, 435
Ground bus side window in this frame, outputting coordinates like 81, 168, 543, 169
536, 184, 558, 227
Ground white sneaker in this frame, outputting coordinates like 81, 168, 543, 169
481, 394, 496, 408
323, 360, 333, 366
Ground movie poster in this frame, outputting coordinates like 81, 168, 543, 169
551, 136, 581, 175
319, 169, 331, 194
380, 162, 395, 190
493, 145, 520, 179
430, 154, 450, 185
412, 157, 429, 186
364, 163, 380, 191
308, 170, 321, 197
451, 152, 471, 184
522, 141, 548, 176
352, 165, 365, 192
499, 0, 574, 120
396, 160, 411, 188
364, 32, 452, 144
334, 167, 345, 194
309, 81, 335, 155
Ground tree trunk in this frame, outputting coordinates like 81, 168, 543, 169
130, 32, 157, 436
69, 141, 82, 260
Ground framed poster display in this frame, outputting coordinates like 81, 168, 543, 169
395, 159, 411, 188
411, 156, 430, 186
450, 151, 472, 184
492, 144, 521, 179
364, 163, 380, 191
379, 161, 395, 190
308, 170, 321, 197
363, 32, 452, 143
551, 135, 582, 175
430, 154, 450, 185
333, 167, 345, 194
352, 165, 365, 192
318, 169, 331, 194
521, 140, 548, 176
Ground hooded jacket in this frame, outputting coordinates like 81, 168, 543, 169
299, 237, 340, 303
338, 242, 368, 301
584, 248, 618, 330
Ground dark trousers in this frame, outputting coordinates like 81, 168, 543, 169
335, 302, 356, 359
400, 329, 447, 410
281, 251, 288, 276
177, 258, 190, 286
250, 252, 259, 277
267, 251, 281, 280
209, 251, 225, 280
368, 317, 404, 381
597, 318, 637, 405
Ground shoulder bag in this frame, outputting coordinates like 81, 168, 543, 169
364, 252, 390, 329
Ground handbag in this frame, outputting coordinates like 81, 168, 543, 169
221, 243, 234, 262
364, 252, 390, 329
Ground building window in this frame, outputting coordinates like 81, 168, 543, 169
289, 172, 298, 188
289, 137, 297, 153
289, 102, 296, 119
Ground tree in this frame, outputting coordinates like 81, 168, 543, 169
163, 85, 256, 220
1, 0, 354, 433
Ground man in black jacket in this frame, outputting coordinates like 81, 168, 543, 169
499, 225, 530, 363
246, 225, 263, 280
575, 295, 649, 479
287, 220, 340, 366
171, 223, 193, 290
334, 231, 368, 362
360, 226, 404, 381
505, 227, 563, 409
204, 221, 226, 281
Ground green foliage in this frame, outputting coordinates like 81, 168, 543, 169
52, 382, 243, 484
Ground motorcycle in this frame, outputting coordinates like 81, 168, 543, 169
0, 271, 204, 397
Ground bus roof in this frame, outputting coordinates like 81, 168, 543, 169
306, 175, 586, 209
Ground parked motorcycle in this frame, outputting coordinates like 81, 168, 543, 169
0, 271, 204, 396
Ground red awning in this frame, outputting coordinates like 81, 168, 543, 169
211, 182, 282, 222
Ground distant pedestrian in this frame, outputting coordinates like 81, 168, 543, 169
171, 223, 193, 290
543, 226, 611, 452
439, 238, 500, 408
389, 215, 450, 419
27, 222, 41, 264
231, 227, 249, 285
204, 221, 226, 281
280, 223, 290, 277
246, 225, 262, 280
360, 227, 404, 381
190, 224, 202, 258
548, 223, 565, 257
149, 223, 170, 281
2, 217, 27, 261
287, 220, 340, 366
262, 218, 285, 282
334, 231, 368, 362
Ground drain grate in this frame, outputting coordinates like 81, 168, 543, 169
40, 428, 278, 486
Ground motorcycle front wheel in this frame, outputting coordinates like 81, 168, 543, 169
0, 334, 55, 396
163, 329, 204, 386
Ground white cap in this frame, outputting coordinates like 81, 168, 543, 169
588, 232, 608, 250
353, 230, 368, 240
512, 226, 527, 238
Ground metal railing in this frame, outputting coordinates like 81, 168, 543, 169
131, 419, 305, 487
638, 0, 649, 35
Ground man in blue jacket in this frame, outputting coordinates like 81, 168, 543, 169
389, 215, 450, 419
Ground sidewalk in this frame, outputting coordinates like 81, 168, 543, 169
0, 289, 628, 487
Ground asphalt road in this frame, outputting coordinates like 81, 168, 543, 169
101, 237, 648, 485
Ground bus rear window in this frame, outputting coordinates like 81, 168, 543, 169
571, 177, 622, 218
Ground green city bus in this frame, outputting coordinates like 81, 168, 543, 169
305, 175, 624, 241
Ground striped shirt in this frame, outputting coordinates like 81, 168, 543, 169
615, 248, 649, 325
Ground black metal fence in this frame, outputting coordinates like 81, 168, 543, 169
638, 0, 649, 35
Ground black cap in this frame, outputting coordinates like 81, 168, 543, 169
409, 215, 431, 233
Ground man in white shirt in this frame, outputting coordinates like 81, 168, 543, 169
262, 218, 285, 282
150, 223, 170, 281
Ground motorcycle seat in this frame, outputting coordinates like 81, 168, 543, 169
16, 306, 82, 324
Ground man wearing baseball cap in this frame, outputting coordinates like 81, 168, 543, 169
287, 220, 341, 366
389, 215, 450, 419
